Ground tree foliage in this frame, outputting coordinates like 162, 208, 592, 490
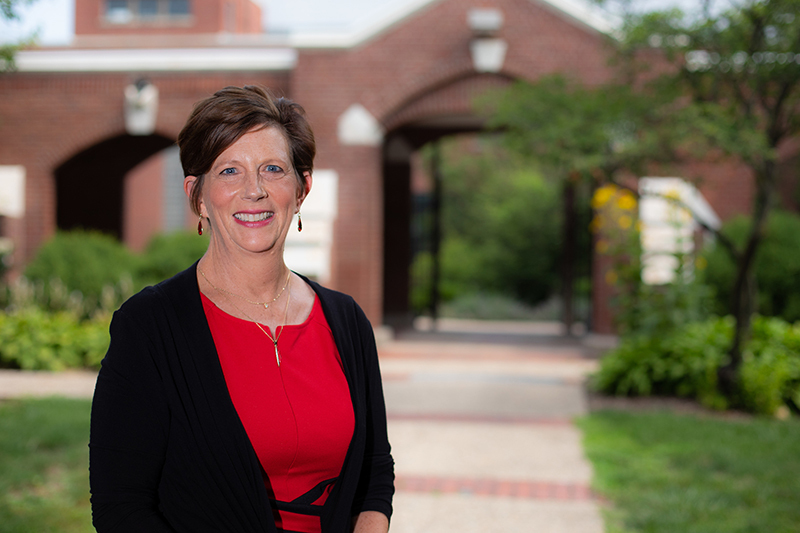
488, 0, 800, 399
481, 75, 676, 184
412, 136, 573, 312
603, 0, 800, 395
1, 0, 37, 72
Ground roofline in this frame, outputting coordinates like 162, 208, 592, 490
287, 0, 617, 49
14, 47, 298, 72
288, 0, 439, 49
536, 0, 618, 36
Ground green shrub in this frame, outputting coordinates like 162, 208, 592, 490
136, 230, 208, 287
739, 317, 800, 415
0, 308, 110, 371
593, 314, 800, 415
702, 210, 800, 322
23, 230, 137, 313
0, 230, 208, 372
591, 316, 732, 409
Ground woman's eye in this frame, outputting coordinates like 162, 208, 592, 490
262, 165, 287, 180
220, 168, 237, 175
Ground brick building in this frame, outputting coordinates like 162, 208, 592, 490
0, 0, 790, 333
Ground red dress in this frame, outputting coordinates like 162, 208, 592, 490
202, 294, 355, 533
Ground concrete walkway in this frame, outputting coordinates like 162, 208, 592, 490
380, 319, 603, 533
0, 318, 606, 533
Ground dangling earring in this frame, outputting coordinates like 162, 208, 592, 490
297, 212, 303, 232
197, 216, 204, 236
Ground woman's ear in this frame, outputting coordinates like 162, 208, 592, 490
297, 171, 313, 210
184, 175, 198, 199
184, 175, 206, 216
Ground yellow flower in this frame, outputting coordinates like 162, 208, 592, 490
695, 256, 708, 270
605, 270, 618, 285
617, 215, 633, 229
616, 192, 637, 211
591, 185, 616, 209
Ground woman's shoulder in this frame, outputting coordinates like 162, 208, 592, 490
301, 276, 359, 313
118, 263, 198, 319
300, 276, 375, 337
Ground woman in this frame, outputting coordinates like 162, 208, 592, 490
90, 86, 394, 533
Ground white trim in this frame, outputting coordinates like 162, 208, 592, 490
0, 166, 25, 218
536, 0, 618, 35
638, 177, 720, 285
15, 47, 297, 72
284, 169, 339, 284
639, 177, 721, 231
338, 104, 384, 146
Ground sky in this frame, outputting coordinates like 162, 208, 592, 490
0, 0, 409, 44
0, 0, 726, 46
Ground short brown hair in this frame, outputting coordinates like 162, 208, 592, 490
177, 85, 316, 216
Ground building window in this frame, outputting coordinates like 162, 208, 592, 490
105, 0, 192, 24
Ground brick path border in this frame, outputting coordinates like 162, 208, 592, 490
395, 475, 597, 501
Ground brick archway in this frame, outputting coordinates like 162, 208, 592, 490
380, 72, 515, 329
56, 133, 174, 240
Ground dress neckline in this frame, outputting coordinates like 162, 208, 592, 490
200, 290, 319, 331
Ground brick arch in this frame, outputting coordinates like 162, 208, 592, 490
381, 72, 515, 132
380, 71, 521, 329
55, 133, 175, 240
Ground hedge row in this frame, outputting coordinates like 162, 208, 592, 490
0, 309, 110, 371
592, 315, 800, 416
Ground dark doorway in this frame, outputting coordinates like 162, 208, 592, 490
55, 134, 174, 239
382, 118, 483, 331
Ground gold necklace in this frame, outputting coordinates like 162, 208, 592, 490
199, 267, 291, 310
199, 267, 292, 366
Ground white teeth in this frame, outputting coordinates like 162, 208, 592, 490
234, 212, 271, 222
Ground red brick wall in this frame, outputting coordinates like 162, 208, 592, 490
124, 152, 163, 252
0, 71, 289, 265
75, 0, 262, 36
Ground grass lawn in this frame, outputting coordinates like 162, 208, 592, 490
0, 398, 94, 533
578, 410, 800, 533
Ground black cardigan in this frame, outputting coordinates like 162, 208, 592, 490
90, 263, 394, 532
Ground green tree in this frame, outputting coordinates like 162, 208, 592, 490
1, 0, 37, 72
490, 0, 800, 401
482, 75, 678, 333
598, 0, 800, 398
412, 136, 566, 314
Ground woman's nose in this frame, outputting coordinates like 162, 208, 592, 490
242, 172, 266, 199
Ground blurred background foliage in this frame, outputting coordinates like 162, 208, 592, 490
0, 229, 207, 370
701, 210, 800, 324
409, 135, 593, 321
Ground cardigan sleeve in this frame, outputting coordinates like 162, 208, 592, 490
351, 304, 395, 520
89, 305, 177, 532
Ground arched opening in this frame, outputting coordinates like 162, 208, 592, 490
55, 133, 175, 240
382, 115, 485, 331
381, 77, 593, 335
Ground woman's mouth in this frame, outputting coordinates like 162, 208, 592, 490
234, 211, 272, 222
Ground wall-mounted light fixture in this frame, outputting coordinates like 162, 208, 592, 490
468, 8, 507, 73
124, 79, 159, 136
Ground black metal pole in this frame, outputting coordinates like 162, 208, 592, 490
430, 142, 443, 329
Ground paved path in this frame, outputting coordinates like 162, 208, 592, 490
0, 318, 606, 533
379, 319, 604, 533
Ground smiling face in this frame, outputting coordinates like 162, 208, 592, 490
185, 126, 311, 260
